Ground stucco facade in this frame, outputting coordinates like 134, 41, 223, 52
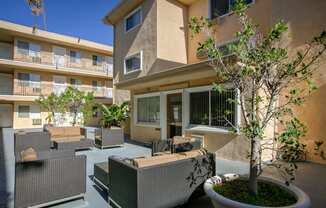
105, 0, 326, 164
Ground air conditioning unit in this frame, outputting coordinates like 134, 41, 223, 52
32, 56, 41, 63
32, 119, 42, 125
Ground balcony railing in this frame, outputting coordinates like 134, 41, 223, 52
12, 80, 113, 99
0, 52, 113, 77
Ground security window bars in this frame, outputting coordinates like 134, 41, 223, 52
190, 89, 237, 129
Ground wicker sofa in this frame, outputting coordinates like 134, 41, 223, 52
45, 126, 93, 150
14, 131, 87, 208
107, 150, 215, 208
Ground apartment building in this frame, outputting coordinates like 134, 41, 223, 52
0, 20, 114, 129
104, 0, 326, 163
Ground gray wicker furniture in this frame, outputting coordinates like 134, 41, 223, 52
53, 139, 93, 151
108, 151, 215, 208
14, 131, 87, 208
152, 137, 202, 156
93, 162, 109, 190
95, 127, 124, 149
45, 126, 93, 150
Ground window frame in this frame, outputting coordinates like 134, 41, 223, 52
17, 40, 41, 57
185, 85, 240, 133
69, 50, 81, 64
124, 51, 143, 75
92, 55, 102, 66
18, 105, 30, 118
17, 72, 41, 88
209, 0, 255, 19
124, 7, 142, 33
134, 92, 161, 127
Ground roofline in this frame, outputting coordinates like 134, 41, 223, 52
0, 20, 113, 55
103, 0, 143, 25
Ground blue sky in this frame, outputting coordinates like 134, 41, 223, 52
0, 0, 120, 46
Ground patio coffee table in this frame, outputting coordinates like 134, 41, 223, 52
53, 139, 93, 151
93, 162, 109, 190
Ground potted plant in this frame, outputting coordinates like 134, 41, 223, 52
95, 102, 129, 148
189, 0, 326, 207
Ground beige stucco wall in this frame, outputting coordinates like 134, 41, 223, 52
156, 0, 188, 70
271, 0, 326, 164
187, 0, 273, 64
13, 101, 47, 129
113, 0, 158, 83
13, 37, 112, 72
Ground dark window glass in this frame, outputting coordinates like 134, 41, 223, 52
17, 41, 29, 55
70, 51, 77, 63
125, 9, 141, 31
211, 0, 253, 19
125, 53, 141, 73
190, 91, 209, 125
92, 55, 98, 66
211, 90, 236, 128
92, 55, 101, 66
18, 105, 30, 118
18, 73, 29, 81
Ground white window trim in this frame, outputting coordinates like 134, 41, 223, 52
124, 50, 143, 75
124, 6, 142, 33
209, 0, 255, 20
18, 105, 30, 118
184, 85, 241, 134
134, 92, 161, 128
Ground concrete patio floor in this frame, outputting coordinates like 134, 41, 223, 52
1, 128, 326, 208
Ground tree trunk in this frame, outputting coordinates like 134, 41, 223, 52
72, 110, 77, 126
249, 136, 261, 195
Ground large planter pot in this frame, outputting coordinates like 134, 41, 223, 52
95, 127, 124, 148
204, 174, 311, 208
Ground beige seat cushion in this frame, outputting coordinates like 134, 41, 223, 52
48, 127, 65, 139
173, 136, 193, 145
65, 127, 82, 137
133, 154, 185, 168
178, 149, 206, 159
21, 148, 38, 162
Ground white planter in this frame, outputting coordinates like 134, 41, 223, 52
204, 175, 311, 208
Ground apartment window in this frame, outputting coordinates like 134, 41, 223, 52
92, 80, 102, 91
136, 96, 160, 125
17, 41, 29, 56
92, 55, 102, 66
124, 52, 142, 74
70, 50, 81, 63
70, 78, 82, 89
125, 7, 142, 32
210, 0, 254, 19
17, 41, 40, 57
189, 89, 237, 129
18, 105, 30, 118
17, 73, 41, 88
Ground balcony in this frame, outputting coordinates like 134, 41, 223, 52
0, 45, 113, 78
0, 80, 113, 102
